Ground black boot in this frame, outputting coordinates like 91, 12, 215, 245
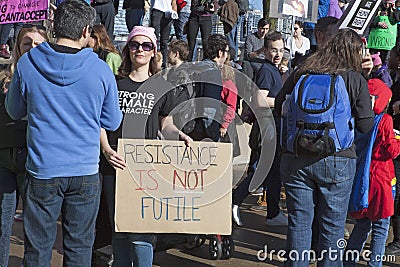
386, 214, 400, 255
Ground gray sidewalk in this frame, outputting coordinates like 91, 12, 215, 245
9, 193, 400, 266
6, 118, 400, 267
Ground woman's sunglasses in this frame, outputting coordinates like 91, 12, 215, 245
127, 41, 154, 51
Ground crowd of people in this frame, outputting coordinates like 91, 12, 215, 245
1, 0, 400, 266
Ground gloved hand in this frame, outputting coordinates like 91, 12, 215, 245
171, 10, 179, 20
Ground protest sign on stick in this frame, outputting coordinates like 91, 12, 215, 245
0, 0, 48, 24
367, 15, 397, 50
115, 139, 233, 235
338, 0, 382, 35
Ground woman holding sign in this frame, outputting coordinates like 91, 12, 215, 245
100, 26, 191, 267
0, 24, 48, 267
368, 0, 400, 63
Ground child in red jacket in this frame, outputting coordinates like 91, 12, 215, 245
345, 79, 400, 266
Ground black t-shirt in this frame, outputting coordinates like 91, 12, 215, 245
101, 77, 175, 175
255, 60, 283, 97
275, 70, 374, 158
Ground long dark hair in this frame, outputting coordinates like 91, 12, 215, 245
118, 40, 158, 78
296, 29, 363, 78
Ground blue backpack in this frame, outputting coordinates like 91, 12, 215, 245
281, 73, 354, 157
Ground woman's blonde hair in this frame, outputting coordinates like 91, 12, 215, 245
2, 25, 49, 88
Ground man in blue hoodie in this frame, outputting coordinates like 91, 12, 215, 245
5, 0, 122, 265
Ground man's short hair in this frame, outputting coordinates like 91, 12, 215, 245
168, 40, 189, 61
205, 34, 229, 60
314, 16, 339, 34
258, 18, 270, 28
54, 0, 96, 41
264, 31, 284, 49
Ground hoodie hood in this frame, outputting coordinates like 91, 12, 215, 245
24, 42, 100, 86
368, 78, 392, 114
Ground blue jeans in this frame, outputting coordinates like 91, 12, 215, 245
125, 9, 145, 32
103, 175, 155, 267
23, 173, 100, 267
0, 148, 25, 267
173, 12, 190, 40
0, 166, 16, 267
344, 217, 390, 267
226, 15, 244, 61
281, 153, 356, 267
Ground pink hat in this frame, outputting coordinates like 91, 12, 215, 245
383, 0, 395, 4
371, 52, 382, 66
127, 26, 157, 53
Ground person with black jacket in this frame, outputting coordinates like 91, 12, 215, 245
278, 29, 374, 267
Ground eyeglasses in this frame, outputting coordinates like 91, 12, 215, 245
224, 49, 230, 53
127, 41, 154, 51
294, 27, 299, 30
269, 49, 285, 54
22, 23, 47, 31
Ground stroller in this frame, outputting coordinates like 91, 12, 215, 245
155, 233, 234, 260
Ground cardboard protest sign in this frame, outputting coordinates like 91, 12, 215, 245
0, 0, 48, 24
338, 0, 382, 35
367, 16, 397, 50
115, 139, 233, 235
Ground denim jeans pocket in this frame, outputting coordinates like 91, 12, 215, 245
79, 173, 100, 199
29, 177, 59, 202
323, 157, 355, 183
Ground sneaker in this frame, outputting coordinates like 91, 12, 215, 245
265, 211, 288, 226
386, 241, 400, 255
249, 205, 267, 211
250, 195, 267, 211
0, 44, 10, 59
232, 204, 243, 226
107, 254, 114, 267
14, 213, 23, 222
250, 187, 264, 196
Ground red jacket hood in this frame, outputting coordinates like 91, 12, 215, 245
368, 78, 392, 114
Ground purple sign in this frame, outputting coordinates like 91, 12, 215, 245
0, 0, 48, 24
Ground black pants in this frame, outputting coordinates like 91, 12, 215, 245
151, 9, 172, 68
93, 2, 115, 40
187, 14, 212, 62
232, 120, 282, 219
